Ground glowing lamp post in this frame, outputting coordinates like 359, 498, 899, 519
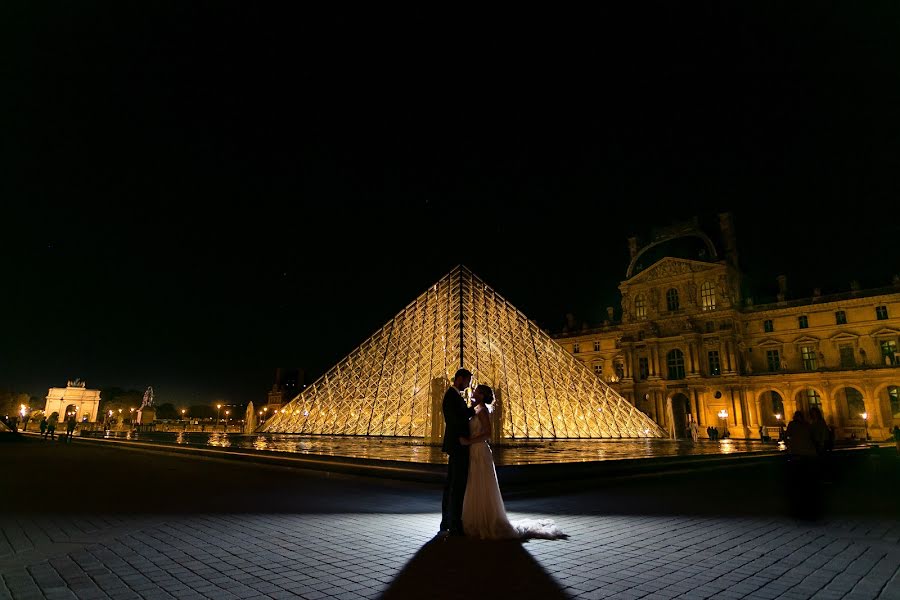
717, 409, 729, 439
216, 404, 222, 427
181, 409, 186, 420
224, 410, 230, 430
861, 412, 869, 441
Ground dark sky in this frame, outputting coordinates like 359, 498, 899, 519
3, 3, 899, 406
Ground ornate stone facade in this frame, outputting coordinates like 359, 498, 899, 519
556, 214, 900, 441
44, 379, 101, 422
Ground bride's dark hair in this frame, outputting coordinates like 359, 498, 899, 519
475, 384, 494, 405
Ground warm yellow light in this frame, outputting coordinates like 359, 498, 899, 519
181, 409, 186, 414
717, 409, 728, 419
775, 413, 782, 421
217, 404, 222, 409
861, 412, 868, 420
118, 409, 122, 414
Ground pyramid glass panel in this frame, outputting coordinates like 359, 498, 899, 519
264, 266, 664, 439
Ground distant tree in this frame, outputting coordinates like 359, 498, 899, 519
155, 403, 177, 420
0, 391, 33, 419
189, 404, 215, 419
99, 388, 144, 414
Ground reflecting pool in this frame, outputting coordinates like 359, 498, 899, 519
84, 431, 782, 465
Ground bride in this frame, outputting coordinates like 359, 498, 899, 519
460, 384, 565, 540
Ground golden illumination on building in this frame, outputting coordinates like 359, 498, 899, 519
264, 266, 664, 439
555, 213, 900, 441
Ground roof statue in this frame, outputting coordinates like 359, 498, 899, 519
264, 266, 663, 440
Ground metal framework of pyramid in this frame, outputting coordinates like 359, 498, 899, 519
263, 266, 664, 439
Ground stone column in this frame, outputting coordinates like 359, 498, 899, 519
688, 342, 697, 375
754, 393, 763, 429
658, 345, 666, 377
724, 340, 734, 373
655, 391, 664, 427
864, 383, 886, 440
693, 389, 703, 425
745, 387, 758, 427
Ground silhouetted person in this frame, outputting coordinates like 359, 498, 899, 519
65, 414, 77, 442
809, 406, 831, 483
440, 368, 475, 537
809, 407, 829, 456
39, 417, 48, 438
785, 410, 820, 520
46, 414, 58, 440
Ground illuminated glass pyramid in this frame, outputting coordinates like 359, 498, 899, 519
263, 266, 664, 439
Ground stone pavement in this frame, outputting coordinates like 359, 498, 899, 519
1, 437, 898, 600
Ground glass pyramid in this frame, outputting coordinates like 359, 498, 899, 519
263, 266, 664, 439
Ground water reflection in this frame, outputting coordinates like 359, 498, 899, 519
86, 431, 782, 465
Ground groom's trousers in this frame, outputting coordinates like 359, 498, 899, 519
441, 447, 470, 533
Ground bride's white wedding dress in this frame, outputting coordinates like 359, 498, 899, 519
461, 410, 565, 540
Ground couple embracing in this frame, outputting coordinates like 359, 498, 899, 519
439, 368, 563, 540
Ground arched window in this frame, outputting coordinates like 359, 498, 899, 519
845, 388, 865, 419
667, 349, 685, 380
666, 288, 680, 312
890, 386, 900, 418
634, 294, 646, 319
771, 394, 784, 417
701, 281, 716, 311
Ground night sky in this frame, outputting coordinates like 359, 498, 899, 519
3, 3, 899, 406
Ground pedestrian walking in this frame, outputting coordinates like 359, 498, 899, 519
39, 417, 48, 438
46, 413, 58, 441
65, 414, 77, 442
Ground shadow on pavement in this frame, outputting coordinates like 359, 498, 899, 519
381, 534, 568, 600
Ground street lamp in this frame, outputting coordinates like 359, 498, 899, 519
861, 412, 869, 441
181, 409, 186, 420
717, 409, 729, 439
775, 413, 784, 441
224, 410, 230, 430
216, 404, 222, 426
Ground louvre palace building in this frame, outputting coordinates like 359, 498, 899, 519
554, 213, 900, 442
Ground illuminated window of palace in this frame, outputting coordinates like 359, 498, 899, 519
801, 345, 817, 370
667, 349, 685, 380
635, 294, 646, 319
701, 281, 716, 311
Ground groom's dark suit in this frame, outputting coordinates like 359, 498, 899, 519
441, 385, 476, 534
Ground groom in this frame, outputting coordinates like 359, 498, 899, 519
440, 368, 475, 536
